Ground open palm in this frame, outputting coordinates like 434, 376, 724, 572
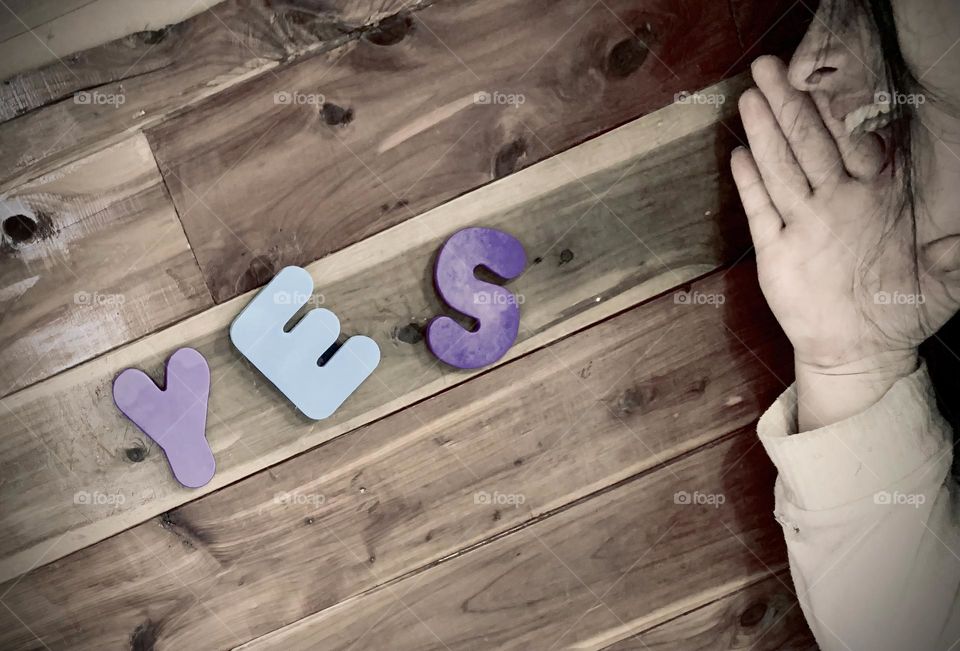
731, 57, 960, 371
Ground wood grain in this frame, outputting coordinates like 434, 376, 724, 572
0, 134, 213, 396
0, 76, 749, 584
147, 0, 747, 303
0, 75, 748, 578
0, 263, 791, 651
0, 0, 223, 81
238, 430, 786, 650
603, 572, 816, 650
0, 0, 92, 43
0, 0, 431, 188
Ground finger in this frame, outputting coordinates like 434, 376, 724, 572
752, 56, 846, 187
810, 91, 886, 179
739, 88, 810, 218
731, 146, 784, 249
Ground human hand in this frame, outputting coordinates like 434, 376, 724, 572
731, 57, 960, 428
731, 56, 960, 373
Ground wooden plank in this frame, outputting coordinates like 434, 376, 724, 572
603, 572, 816, 650
0, 263, 790, 651
237, 430, 786, 650
0, 0, 223, 81
0, 0, 431, 188
147, 0, 747, 303
0, 134, 214, 396
0, 0, 92, 43
0, 76, 750, 584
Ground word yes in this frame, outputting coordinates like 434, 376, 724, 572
114, 228, 525, 487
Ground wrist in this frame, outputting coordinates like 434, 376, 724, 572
795, 349, 919, 378
794, 349, 919, 432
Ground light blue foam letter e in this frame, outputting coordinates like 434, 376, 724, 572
229, 266, 381, 420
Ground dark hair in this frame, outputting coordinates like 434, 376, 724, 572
825, 0, 960, 454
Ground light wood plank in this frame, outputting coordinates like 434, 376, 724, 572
603, 572, 816, 650
0, 262, 790, 650
0, 75, 749, 584
237, 430, 786, 650
0, 0, 92, 43
0, 134, 214, 396
0, 0, 430, 187
0, 0, 223, 80
147, 0, 746, 303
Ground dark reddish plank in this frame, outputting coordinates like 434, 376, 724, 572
147, 0, 748, 303
603, 572, 816, 649
238, 431, 786, 650
0, 0, 429, 190
0, 263, 793, 650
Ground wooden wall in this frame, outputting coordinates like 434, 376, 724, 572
0, 0, 812, 648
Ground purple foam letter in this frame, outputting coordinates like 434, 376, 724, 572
113, 347, 215, 488
427, 227, 526, 369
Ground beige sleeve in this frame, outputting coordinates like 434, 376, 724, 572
757, 363, 960, 651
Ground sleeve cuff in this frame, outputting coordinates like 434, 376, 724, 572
757, 362, 952, 511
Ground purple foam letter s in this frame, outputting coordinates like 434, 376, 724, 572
113, 347, 215, 488
427, 227, 526, 369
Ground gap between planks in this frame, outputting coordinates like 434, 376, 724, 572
598, 570, 815, 650
0, 73, 751, 585
144, 0, 747, 304
0, 259, 795, 650
0, 0, 437, 190
232, 428, 790, 650
1, 0, 746, 395
236, 431, 789, 650
0, 134, 215, 396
